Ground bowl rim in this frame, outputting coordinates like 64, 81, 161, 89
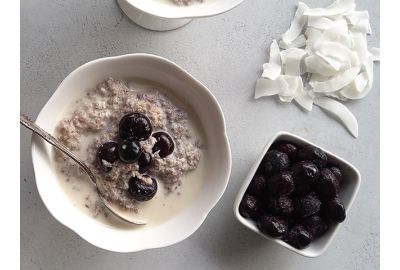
31, 53, 232, 252
233, 131, 361, 258
121, 0, 245, 19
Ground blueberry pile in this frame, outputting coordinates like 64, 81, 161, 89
96, 112, 175, 201
239, 142, 346, 249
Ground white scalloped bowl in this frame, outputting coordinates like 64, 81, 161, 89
233, 131, 361, 257
117, 0, 244, 31
31, 53, 232, 252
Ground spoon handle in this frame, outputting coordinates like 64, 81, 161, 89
20, 112, 97, 185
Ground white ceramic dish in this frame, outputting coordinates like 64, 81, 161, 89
31, 53, 232, 252
233, 131, 361, 257
117, 0, 244, 31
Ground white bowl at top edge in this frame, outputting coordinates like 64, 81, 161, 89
233, 131, 361, 258
31, 53, 232, 253
117, 0, 245, 31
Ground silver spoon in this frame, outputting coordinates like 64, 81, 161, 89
20, 112, 147, 225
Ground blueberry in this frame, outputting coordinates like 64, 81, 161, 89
326, 198, 346, 223
239, 194, 259, 219
284, 225, 312, 249
298, 145, 328, 169
266, 196, 294, 215
272, 142, 298, 158
314, 168, 339, 199
119, 113, 152, 141
292, 161, 320, 183
118, 137, 142, 163
294, 193, 322, 218
96, 142, 119, 172
291, 179, 312, 197
257, 214, 288, 238
138, 151, 153, 174
128, 175, 158, 201
267, 171, 295, 196
152, 132, 175, 158
261, 150, 290, 176
330, 166, 343, 183
302, 215, 329, 239
248, 175, 268, 196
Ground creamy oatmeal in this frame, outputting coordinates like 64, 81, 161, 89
54, 78, 205, 225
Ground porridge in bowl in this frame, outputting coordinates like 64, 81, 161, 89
54, 77, 205, 226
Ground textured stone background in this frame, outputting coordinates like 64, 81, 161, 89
21, 0, 379, 269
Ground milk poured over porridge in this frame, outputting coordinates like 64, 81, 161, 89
54, 78, 206, 226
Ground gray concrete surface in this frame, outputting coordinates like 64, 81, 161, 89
21, 0, 380, 269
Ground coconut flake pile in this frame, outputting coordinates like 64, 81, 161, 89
255, 0, 380, 138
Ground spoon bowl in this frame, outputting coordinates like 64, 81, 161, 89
20, 113, 147, 225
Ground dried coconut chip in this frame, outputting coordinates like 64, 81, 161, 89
314, 97, 358, 138
255, 75, 303, 102
305, 54, 340, 76
282, 2, 309, 44
279, 34, 306, 49
278, 76, 304, 102
351, 32, 368, 63
313, 20, 352, 48
340, 53, 373, 99
261, 40, 282, 80
310, 66, 360, 92
295, 91, 314, 111
314, 42, 359, 72
305, 28, 323, 48
254, 78, 281, 99
281, 48, 307, 75
304, 0, 355, 18
307, 17, 335, 30
344, 11, 372, 34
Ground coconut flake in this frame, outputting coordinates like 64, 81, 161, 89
305, 28, 323, 49
314, 41, 359, 71
304, 0, 355, 18
279, 76, 304, 102
255, 75, 304, 102
308, 17, 335, 30
305, 54, 340, 76
282, 2, 310, 44
254, 78, 280, 99
261, 40, 282, 80
310, 66, 360, 92
313, 20, 352, 48
345, 11, 372, 34
279, 34, 306, 49
340, 53, 373, 99
281, 48, 307, 75
351, 32, 368, 63
295, 91, 314, 111
314, 97, 358, 137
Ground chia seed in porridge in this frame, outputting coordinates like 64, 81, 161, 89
54, 77, 203, 218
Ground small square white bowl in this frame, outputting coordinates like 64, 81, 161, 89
233, 131, 361, 257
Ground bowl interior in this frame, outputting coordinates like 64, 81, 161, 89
234, 131, 361, 257
32, 54, 231, 252
127, 0, 244, 19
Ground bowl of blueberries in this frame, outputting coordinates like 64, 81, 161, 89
233, 131, 361, 257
